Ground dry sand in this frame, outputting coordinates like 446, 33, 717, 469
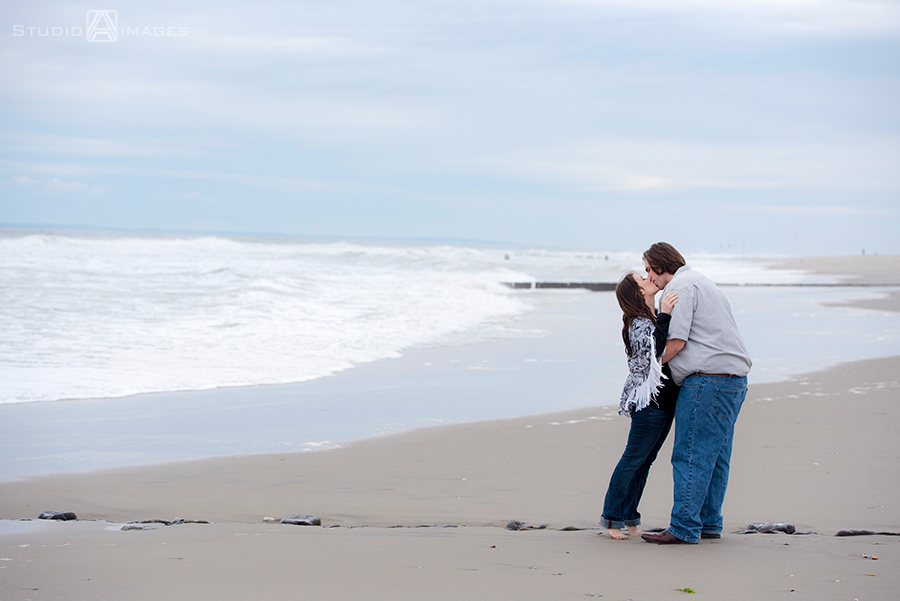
2, 256, 899, 601
767, 255, 900, 286
2, 355, 898, 601
766, 255, 900, 313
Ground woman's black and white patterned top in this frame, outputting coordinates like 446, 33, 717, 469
618, 316, 664, 417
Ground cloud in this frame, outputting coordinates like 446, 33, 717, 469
199, 34, 384, 56
491, 135, 900, 193
544, 0, 900, 36
45, 178, 105, 195
0, 159, 106, 178
751, 204, 858, 215
10, 175, 37, 186
0, 132, 195, 159
7, 76, 434, 136
184, 190, 220, 202
0, 158, 396, 196
750, 204, 900, 217
620, 175, 672, 190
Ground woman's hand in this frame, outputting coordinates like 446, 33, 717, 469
660, 292, 678, 314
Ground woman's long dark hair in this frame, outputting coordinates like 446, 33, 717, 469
615, 273, 655, 357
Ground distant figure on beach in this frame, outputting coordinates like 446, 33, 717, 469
601, 273, 680, 539
640, 242, 752, 545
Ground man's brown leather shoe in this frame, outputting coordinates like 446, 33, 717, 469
641, 530, 691, 544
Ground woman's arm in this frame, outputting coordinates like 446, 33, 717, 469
654, 313, 670, 359
654, 292, 678, 359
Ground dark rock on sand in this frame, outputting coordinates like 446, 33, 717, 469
733, 522, 817, 535
38, 511, 77, 521
836, 529, 900, 536
139, 518, 187, 526
507, 520, 547, 531
134, 518, 210, 526
750, 522, 795, 534
280, 515, 322, 526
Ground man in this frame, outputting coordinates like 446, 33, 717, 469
640, 242, 752, 544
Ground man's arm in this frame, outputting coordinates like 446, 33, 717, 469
661, 338, 685, 364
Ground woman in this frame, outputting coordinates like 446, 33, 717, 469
601, 272, 680, 539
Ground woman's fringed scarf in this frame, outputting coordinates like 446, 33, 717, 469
618, 316, 665, 417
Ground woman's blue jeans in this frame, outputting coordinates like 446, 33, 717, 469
668, 374, 748, 543
601, 406, 674, 529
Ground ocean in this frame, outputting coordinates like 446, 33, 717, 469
0, 229, 819, 406
2, 229, 899, 479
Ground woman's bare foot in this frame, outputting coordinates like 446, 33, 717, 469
627, 525, 640, 537
607, 528, 629, 539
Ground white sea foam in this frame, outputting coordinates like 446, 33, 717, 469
0, 231, 825, 404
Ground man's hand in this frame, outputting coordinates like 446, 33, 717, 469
662, 338, 685, 364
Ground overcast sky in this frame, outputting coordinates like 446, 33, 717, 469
2, 0, 898, 255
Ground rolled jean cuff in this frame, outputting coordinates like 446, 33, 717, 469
600, 516, 641, 529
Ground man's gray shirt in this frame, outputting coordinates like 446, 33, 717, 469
663, 265, 752, 385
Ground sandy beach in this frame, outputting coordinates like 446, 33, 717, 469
768, 255, 900, 286
767, 255, 900, 314
1, 259, 898, 600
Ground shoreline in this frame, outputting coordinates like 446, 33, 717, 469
1, 355, 897, 530
0, 290, 625, 481
2, 259, 899, 482
1, 354, 898, 600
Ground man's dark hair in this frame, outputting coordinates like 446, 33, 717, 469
643, 242, 686, 276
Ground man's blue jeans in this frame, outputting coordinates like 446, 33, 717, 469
601, 406, 674, 529
668, 374, 747, 543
